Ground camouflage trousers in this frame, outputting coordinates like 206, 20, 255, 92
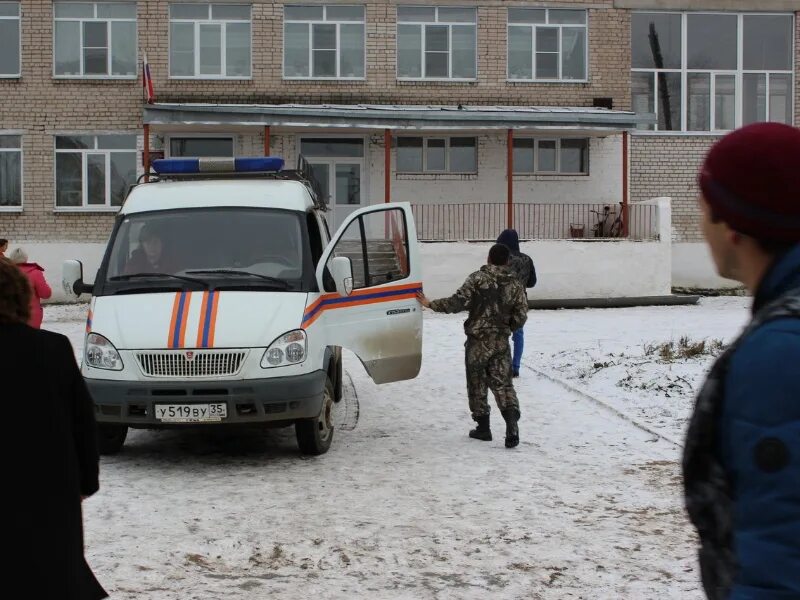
465, 336, 520, 420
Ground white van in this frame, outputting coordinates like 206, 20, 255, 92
63, 157, 422, 456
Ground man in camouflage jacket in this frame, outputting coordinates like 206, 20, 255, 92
417, 244, 528, 448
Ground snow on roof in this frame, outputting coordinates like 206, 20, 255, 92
145, 103, 654, 131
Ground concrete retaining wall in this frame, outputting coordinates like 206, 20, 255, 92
13, 198, 678, 302
671, 242, 741, 290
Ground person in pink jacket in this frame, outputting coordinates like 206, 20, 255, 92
9, 248, 52, 328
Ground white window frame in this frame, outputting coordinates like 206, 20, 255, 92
396, 136, 478, 174
396, 6, 477, 81
631, 11, 795, 133
282, 4, 366, 80
0, 132, 23, 211
506, 8, 588, 83
54, 134, 138, 211
165, 133, 235, 157
685, 71, 738, 132
52, 2, 138, 79
512, 137, 590, 176
0, 2, 21, 78
168, 3, 252, 80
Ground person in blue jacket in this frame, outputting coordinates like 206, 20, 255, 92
496, 229, 536, 377
683, 122, 800, 600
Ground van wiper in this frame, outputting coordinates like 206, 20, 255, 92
110, 286, 186, 296
185, 269, 290, 290
109, 272, 209, 288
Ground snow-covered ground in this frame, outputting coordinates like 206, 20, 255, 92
524, 297, 750, 445
44, 297, 750, 599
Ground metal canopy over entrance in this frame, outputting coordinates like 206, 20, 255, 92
144, 103, 651, 131
142, 103, 654, 237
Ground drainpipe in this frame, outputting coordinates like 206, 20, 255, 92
384, 129, 392, 203
622, 130, 629, 237
507, 128, 514, 229
264, 125, 271, 156
143, 124, 150, 183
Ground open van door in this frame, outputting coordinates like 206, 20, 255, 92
311, 203, 422, 384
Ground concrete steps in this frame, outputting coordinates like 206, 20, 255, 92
333, 240, 405, 287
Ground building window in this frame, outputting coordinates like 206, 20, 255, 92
169, 4, 251, 78
396, 137, 477, 173
0, 135, 22, 208
283, 5, 365, 79
55, 135, 137, 209
397, 6, 477, 80
0, 3, 20, 77
507, 8, 587, 81
513, 138, 589, 175
631, 12, 794, 131
169, 136, 234, 157
53, 2, 137, 77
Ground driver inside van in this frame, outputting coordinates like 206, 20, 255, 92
125, 224, 174, 274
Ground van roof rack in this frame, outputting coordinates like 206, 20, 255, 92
135, 154, 328, 211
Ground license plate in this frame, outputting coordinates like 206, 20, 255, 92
154, 403, 228, 423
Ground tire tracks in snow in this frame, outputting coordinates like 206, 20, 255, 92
334, 371, 360, 431
522, 363, 682, 449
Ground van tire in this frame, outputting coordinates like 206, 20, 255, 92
97, 424, 128, 455
296, 377, 335, 456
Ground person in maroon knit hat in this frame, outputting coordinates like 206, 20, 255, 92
683, 122, 800, 600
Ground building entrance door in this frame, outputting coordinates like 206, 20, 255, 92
300, 138, 365, 233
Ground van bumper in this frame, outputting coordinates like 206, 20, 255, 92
86, 371, 327, 427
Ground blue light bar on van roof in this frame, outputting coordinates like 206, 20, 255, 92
151, 157, 285, 175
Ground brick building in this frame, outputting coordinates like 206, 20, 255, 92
0, 0, 798, 282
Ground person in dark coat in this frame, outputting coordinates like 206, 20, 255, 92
684, 122, 800, 600
1, 259, 108, 599
496, 229, 536, 377
125, 222, 176, 274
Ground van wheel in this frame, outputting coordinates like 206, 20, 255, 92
97, 424, 128, 455
296, 377, 335, 456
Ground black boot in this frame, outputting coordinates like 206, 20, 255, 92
502, 410, 520, 448
469, 415, 492, 441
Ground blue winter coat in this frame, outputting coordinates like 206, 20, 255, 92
720, 243, 800, 599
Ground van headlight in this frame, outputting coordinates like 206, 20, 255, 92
85, 333, 124, 371
261, 330, 307, 368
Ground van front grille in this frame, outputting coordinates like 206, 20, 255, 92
135, 350, 247, 378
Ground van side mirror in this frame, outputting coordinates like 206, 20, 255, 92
328, 256, 354, 297
62, 260, 94, 298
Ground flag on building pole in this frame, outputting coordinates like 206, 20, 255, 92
142, 52, 155, 104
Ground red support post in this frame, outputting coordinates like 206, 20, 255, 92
384, 129, 391, 203
143, 123, 150, 183
622, 130, 629, 237
264, 125, 271, 156
507, 128, 514, 229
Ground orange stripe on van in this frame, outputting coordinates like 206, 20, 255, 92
196, 291, 209, 348
168, 292, 182, 348
177, 292, 192, 348
207, 292, 220, 348
301, 282, 422, 329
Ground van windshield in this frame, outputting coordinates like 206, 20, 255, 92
102, 208, 308, 293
